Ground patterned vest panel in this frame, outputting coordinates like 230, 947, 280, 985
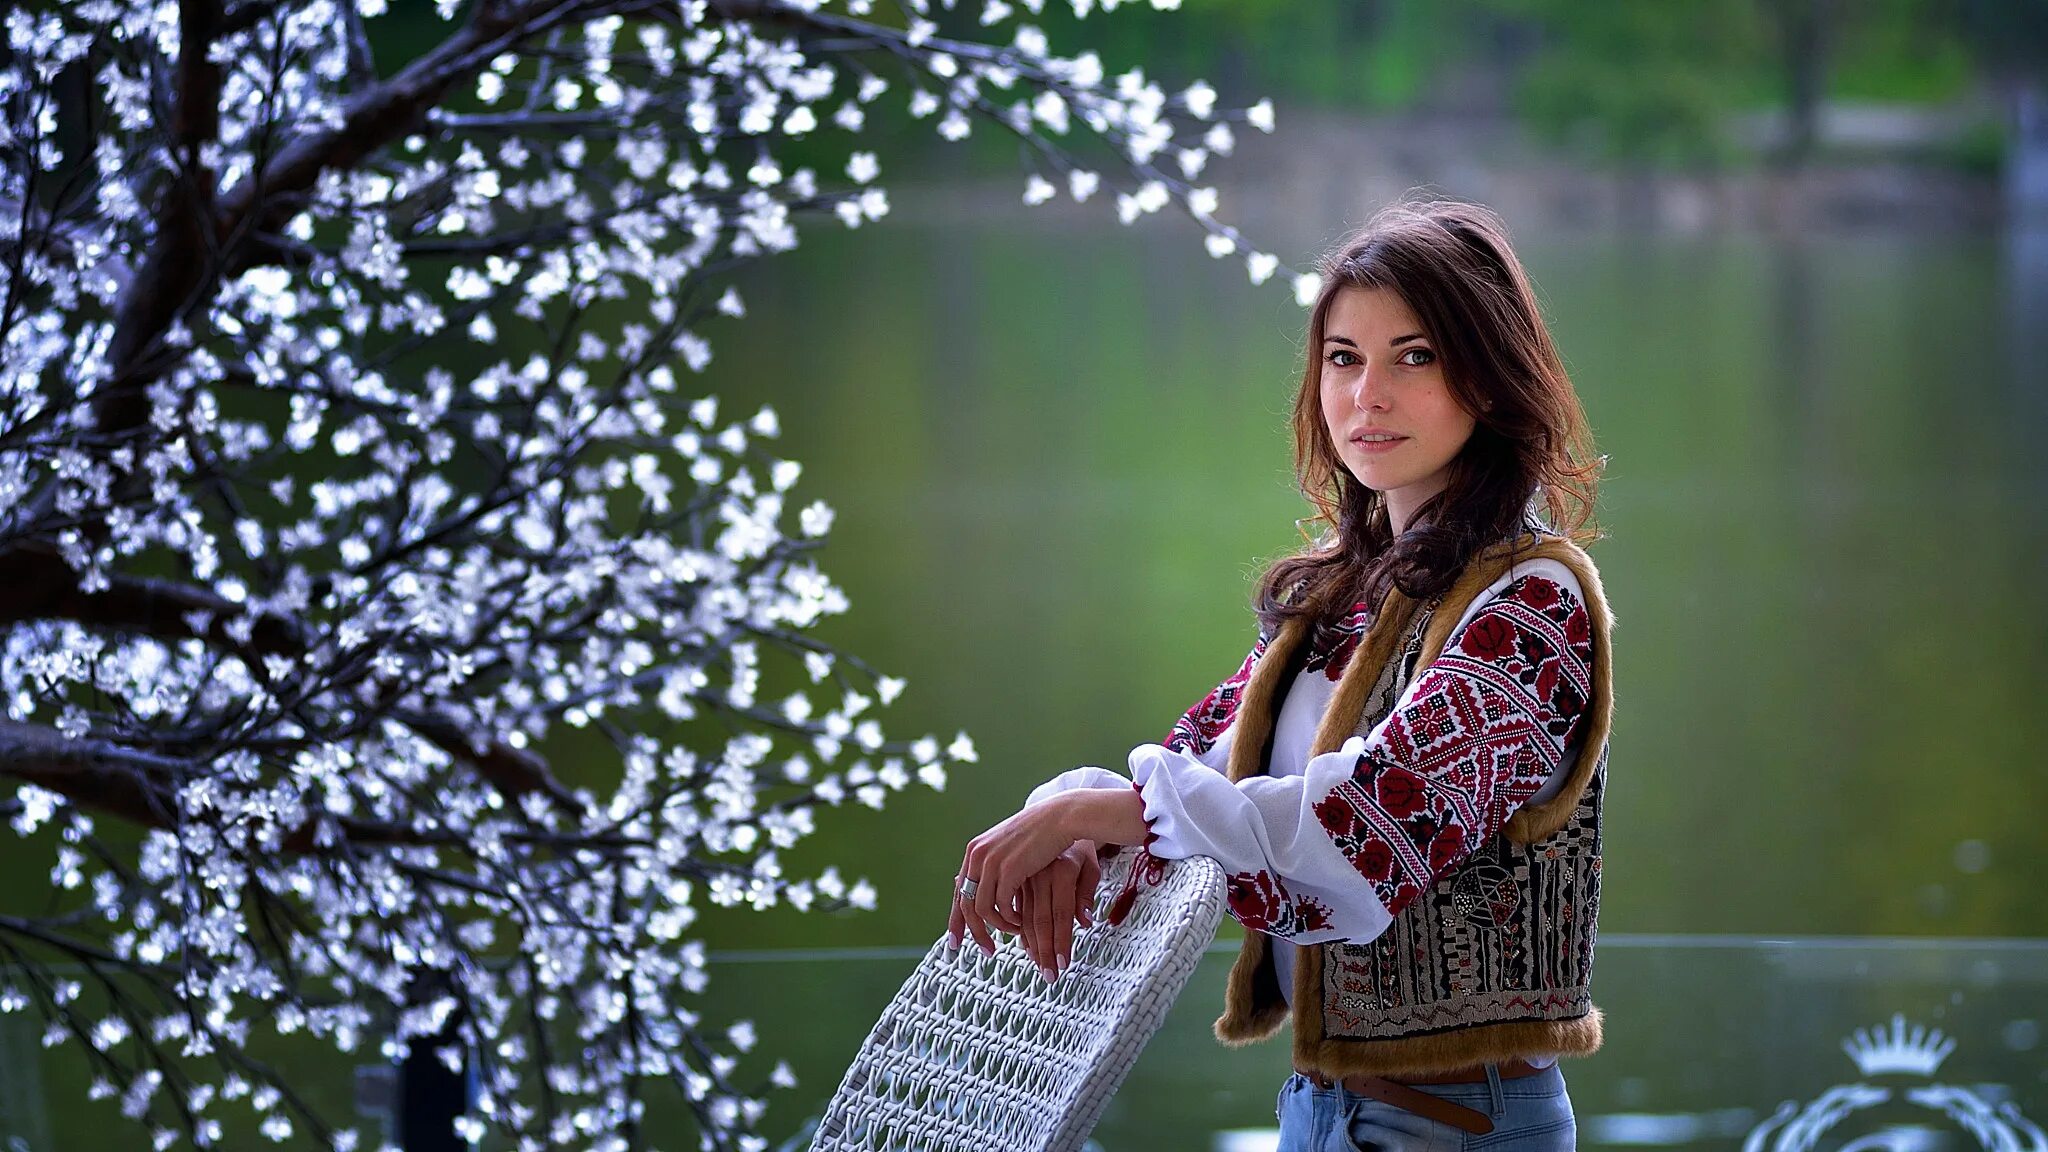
1321, 601, 1605, 1040
1212, 532, 1613, 1078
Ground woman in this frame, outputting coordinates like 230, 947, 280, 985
945, 197, 1614, 1152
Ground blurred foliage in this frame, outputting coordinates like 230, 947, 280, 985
1490, 0, 1773, 167
1942, 113, 2013, 173
1128, 0, 1451, 110
361, 0, 2047, 174
1827, 0, 1977, 102
1017, 0, 2044, 169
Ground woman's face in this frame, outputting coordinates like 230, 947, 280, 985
1318, 284, 1478, 534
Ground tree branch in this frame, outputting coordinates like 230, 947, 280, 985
0, 543, 306, 652
392, 707, 581, 812
174, 1, 226, 157
0, 547, 583, 817
0, 718, 186, 829
0, 715, 633, 855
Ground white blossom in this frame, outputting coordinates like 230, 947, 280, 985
1295, 271, 1323, 307
0, 2, 1284, 1148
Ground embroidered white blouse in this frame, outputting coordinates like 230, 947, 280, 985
1024, 556, 1596, 1021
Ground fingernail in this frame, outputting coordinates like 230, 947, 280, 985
1041, 966, 1054, 984
1058, 955, 1068, 973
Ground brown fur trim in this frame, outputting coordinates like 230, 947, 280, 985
1294, 925, 1326, 1040
1306, 592, 1425, 758
1294, 1008, 1604, 1079
1213, 617, 1311, 1044
1226, 617, 1310, 785
1211, 932, 1290, 1045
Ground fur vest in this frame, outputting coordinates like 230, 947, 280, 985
1210, 530, 1616, 1078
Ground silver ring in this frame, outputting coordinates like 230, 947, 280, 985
957, 876, 979, 901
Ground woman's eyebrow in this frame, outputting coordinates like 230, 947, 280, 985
1322, 333, 1428, 347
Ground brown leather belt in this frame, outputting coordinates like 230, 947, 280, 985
1292, 1058, 1546, 1136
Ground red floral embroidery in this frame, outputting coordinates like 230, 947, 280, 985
1375, 767, 1426, 818
1428, 824, 1467, 873
1353, 840, 1394, 883
1305, 604, 1374, 681
1226, 869, 1335, 937
1313, 790, 1359, 836
1164, 636, 1265, 757
1312, 574, 1592, 919
1322, 627, 1364, 681
1460, 613, 1518, 661
1566, 610, 1591, 648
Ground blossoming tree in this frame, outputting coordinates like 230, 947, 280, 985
0, 1, 1294, 1149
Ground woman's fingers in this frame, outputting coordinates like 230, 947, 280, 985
1077, 848, 1102, 928
957, 804, 1082, 945
972, 857, 1023, 936
1032, 873, 1058, 981
968, 899, 998, 956
1034, 873, 1058, 973
947, 883, 966, 953
1051, 870, 1076, 976
962, 896, 998, 957
1019, 878, 1039, 970
950, 849, 980, 954
958, 852, 1113, 983
952, 844, 998, 956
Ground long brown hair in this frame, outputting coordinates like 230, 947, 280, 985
1255, 197, 1605, 635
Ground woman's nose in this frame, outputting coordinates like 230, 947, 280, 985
1350, 368, 1388, 411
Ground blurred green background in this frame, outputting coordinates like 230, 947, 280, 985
7, 1, 2048, 1148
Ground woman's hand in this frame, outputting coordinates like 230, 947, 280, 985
1017, 840, 1102, 982
946, 793, 1085, 956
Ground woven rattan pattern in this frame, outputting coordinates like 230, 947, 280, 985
811, 847, 1227, 1151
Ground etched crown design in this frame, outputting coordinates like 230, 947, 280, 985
1842, 1014, 1956, 1077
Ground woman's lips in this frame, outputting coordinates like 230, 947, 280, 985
1351, 435, 1408, 454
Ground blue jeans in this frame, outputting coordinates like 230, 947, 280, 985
1274, 1063, 1575, 1152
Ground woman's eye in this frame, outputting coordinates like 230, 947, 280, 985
1325, 348, 1432, 368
